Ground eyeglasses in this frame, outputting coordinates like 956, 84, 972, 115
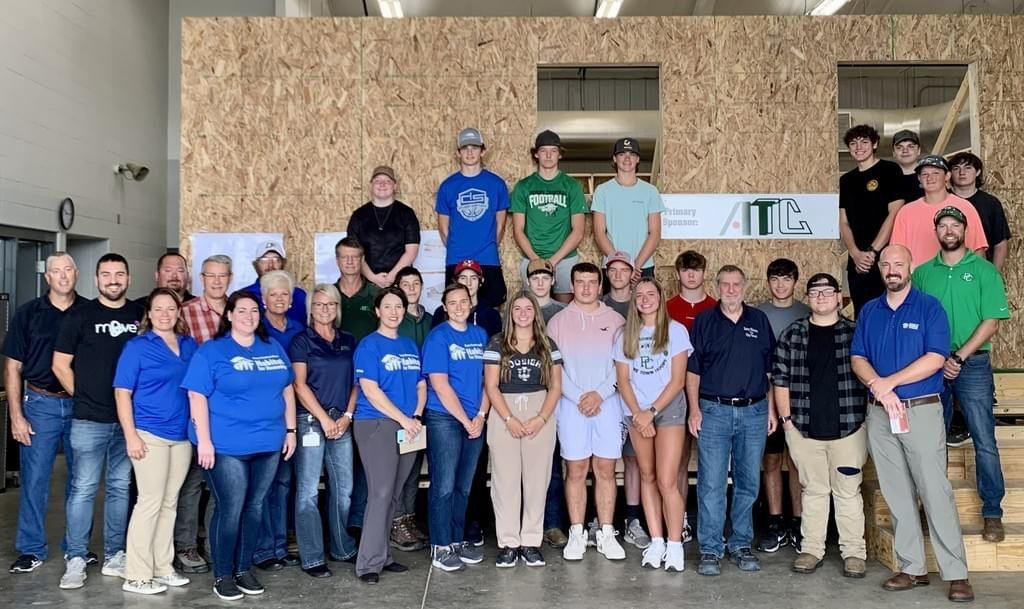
808, 288, 838, 298
201, 273, 231, 280
312, 302, 338, 309
336, 255, 361, 261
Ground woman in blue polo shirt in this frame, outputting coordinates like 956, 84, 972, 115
253, 270, 304, 571
352, 286, 425, 584
423, 283, 490, 573
290, 284, 358, 577
182, 290, 297, 601
114, 288, 197, 595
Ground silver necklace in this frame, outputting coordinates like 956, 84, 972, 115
372, 203, 393, 231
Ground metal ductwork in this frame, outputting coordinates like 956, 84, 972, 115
536, 110, 661, 160
839, 99, 972, 155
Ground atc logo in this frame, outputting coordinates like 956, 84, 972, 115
456, 188, 489, 221
720, 198, 813, 237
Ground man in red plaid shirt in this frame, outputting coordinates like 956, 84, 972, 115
181, 254, 231, 345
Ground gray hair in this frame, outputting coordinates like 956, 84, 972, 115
202, 254, 232, 273
311, 283, 342, 328
260, 270, 294, 298
45, 251, 77, 271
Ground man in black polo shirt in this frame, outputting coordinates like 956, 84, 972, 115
53, 253, 143, 590
949, 152, 1012, 272
839, 124, 906, 314
133, 252, 193, 306
687, 265, 776, 577
2, 252, 88, 574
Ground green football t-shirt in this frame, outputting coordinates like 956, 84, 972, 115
510, 171, 587, 259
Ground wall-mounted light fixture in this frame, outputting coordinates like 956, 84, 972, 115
113, 163, 150, 181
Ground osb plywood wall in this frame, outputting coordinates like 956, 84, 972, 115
181, 15, 1024, 367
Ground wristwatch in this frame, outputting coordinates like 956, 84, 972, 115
412, 414, 423, 422
286, 428, 297, 434
343, 411, 354, 420
778, 415, 792, 425
950, 353, 965, 365
648, 406, 658, 415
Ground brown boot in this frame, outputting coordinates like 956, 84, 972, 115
982, 517, 1005, 542
948, 579, 974, 603
843, 557, 867, 578
883, 572, 930, 591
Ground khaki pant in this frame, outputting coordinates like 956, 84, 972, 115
488, 391, 557, 548
125, 430, 192, 581
785, 425, 868, 560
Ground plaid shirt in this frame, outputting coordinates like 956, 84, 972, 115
181, 295, 222, 345
772, 316, 866, 439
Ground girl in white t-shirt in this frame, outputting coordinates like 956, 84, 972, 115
613, 278, 693, 573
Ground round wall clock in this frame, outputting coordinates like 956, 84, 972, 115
59, 197, 75, 230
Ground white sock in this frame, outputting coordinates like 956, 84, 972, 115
650, 537, 665, 545
570, 523, 584, 536
667, 540, 682, 549
601, 524, 615, 536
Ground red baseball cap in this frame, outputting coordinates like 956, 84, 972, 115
453, 259, 483, 277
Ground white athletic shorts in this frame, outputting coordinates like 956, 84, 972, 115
556, 393, 624, 461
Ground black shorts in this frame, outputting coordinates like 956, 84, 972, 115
764, 427, 787, 455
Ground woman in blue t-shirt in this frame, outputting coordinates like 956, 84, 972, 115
290, 284, 358, 577
253, 269, 304, 570
114, 288, 197, 595
352, 286, 425, 584
181, 290, 297, 601
422, 283, 490, 572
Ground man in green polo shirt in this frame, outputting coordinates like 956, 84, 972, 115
912, 205, 1009, 544
511, 130, 588, 303
333, 236, 379, 342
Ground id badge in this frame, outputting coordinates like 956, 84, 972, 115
302, 431, 321, 447
889, 409, 910, 434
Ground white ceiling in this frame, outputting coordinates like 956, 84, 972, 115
328, 0, 1023, 17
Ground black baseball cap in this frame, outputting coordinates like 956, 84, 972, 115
613, 137, 640, 156
533, 130, 561, 150
806, 272, 840, 291
915, 154, 950, 173
893, 130, 920, 146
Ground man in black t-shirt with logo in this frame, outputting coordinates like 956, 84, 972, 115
949, 152, 1012, 272
839, 124, 906, 314
53, 253, 143, 590
892, 130, 924, 203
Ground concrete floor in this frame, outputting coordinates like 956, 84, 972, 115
0, 460, 1019, 609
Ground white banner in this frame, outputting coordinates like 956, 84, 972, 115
661, 194, 839, 240
190, 232, 282, 294
315, 231, 448, 315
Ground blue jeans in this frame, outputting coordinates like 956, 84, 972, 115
16, 390, 75, 559
294, 412, 357, 568
940, 352, 1005, 518
544, 439, 565, 530
65, 419, 131, 560
253, 453, 293, 563
696, 398, 769, 557
204, 451, 279, 579
424, 409, 484, 547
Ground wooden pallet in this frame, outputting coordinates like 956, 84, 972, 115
867, 522, 1024, 572
864, 438, 1024, 482
864, 480, 1024, 529
995, 372, 1024, 417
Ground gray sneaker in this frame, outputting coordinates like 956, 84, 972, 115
586, 518, 600, 547
60, 556, 88, 589
623, 518, 651, 549
729, 547, 761, 572
456, 541, 484, 564
173, 547, 209, 574
101, 551, 126, 578
431, 545, 464, 572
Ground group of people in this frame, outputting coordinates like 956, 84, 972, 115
2, 124, 1011, 604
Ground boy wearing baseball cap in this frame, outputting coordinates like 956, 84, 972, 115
592, 138, 663, 283
436, 128, 510, 308
430, 260, 502, 339
890, 155, 988, 269
526, 259, 566, 323
892, 130, 924, 202
510, 130, 588, 303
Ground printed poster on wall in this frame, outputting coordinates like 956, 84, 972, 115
189, 232, 282, 295
314, 230, 447, 315
661, 194, 839, 240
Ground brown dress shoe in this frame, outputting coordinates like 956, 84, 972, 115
982, 517, 1005, 542
948, 579, 974, 603
883, 572, 930, 591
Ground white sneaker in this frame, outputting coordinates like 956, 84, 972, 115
596, 525, 626, 560
101, 551, 126, 578
641, 538, 666, 569
153, 571, 190, 587
562, 525, 587, 561
122, 579, 167, 595
60, 556, 88, 589
663, 541, 685, 572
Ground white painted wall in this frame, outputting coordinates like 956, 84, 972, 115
0, 0, 170, 298
166, 0, 276, 248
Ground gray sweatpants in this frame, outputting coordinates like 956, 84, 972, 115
353, 418, 417, 576
866, 403, 968, 580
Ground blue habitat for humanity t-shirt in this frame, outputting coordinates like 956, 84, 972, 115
181, 335, 294, 456
435, 169, 510, 266
114, 332, 198, 441
354, 332, 422, 420
422, 322, 487, 418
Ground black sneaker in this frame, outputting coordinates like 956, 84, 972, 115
9, 554, 42, 573
85, 552, 99, 566
789, 520, 803, 553
382, 561, 408, 573
520, 546, 545, 567
495, 547, 518, 568
234, 570, 265, 595
697, 553, 721, 576
466, 521, 484, 547
213, 577, 243, 601
280, 552, 300, 567
756, 521, 787, 553
729, 547, 762, 572
303, 564, 332, 578
255, 557, 284, 571
947, 428, 972, 447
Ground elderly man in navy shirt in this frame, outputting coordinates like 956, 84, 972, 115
850, 245, 973, 603
686, 264, 776, 577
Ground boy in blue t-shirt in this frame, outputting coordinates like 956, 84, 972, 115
435, 127, 510, 308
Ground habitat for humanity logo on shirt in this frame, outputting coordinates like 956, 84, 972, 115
449, 342, 485, 361
230, 355, 288, 372
94, 320, 139, 337
528, 192, 568, 215
382, 353, 421, 371
456, 188, 489, 221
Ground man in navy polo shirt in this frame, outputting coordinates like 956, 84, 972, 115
850, 245, 973, 603
686, 264, 776, 577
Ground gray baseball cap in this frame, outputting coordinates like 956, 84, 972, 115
892, 129, 920, 146
457, 128, 484, 149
